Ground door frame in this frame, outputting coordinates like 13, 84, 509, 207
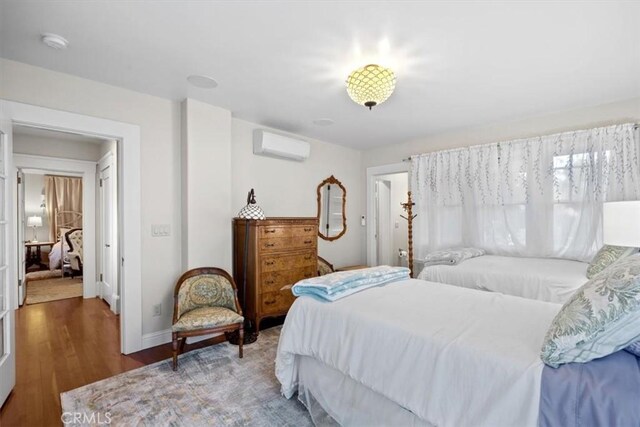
0, 118, 16, 408
14, 155, 96, 299
2, 100, 142, 354
366, 162, 410, 267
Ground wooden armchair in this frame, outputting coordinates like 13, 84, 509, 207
65, 228, 83, 277
172, 267, 244, 370
318, 256, 335, 276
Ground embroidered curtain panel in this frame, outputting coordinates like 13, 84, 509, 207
44, 175, 83, 241
410, 123, 640, 262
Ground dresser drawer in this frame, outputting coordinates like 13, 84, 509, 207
261, 251, 316, 273
260, 290, 296, 315
261, 266, 316, 293
259, 235, 316, 253
259, 225, 316, 239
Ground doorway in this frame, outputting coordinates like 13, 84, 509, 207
374, 173, 409, 267
13, 125, 119, 313
1, 99, 142, 353
366, 163, 411, 267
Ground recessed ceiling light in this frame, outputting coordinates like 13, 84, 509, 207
41, 33, 68, 50
187, 75, 218, 89
313, 118, 334, 127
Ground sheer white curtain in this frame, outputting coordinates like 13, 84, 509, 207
411, 123, 640, 262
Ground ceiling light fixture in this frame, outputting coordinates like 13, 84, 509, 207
346, 64, 396, 110
187, 74, 218, 89
41, 33, 68, 50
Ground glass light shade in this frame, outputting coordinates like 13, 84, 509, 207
27, 216, 42, 227
603, 201, 640, 247
346, 64, 396, 110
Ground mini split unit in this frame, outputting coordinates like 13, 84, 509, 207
253, 129, 310, 161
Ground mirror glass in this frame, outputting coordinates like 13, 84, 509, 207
317, 175, 346, 241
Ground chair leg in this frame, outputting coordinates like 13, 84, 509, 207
238, 325, 244, 359
172, 333, 179, 371
179, 337, 187, 354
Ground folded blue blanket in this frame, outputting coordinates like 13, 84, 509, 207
292, 266, 410, 302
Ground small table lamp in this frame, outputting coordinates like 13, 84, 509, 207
27, 215, 42, 242
603, 201, 640, 247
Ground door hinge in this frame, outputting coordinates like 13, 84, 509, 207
100, 273, 103, 282
17, 174, 22, 184
99, 179, 103, 187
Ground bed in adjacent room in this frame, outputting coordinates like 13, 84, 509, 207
417, 254, 588, 304
276, 274, 640, 426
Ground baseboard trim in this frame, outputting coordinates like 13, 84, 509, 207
141, 329, 172, 350
141, 329, 224, 350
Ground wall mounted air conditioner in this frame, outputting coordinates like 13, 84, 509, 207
253, 129, 310, 161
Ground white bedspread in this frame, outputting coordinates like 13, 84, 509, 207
418, 255, 588, 304
276, 279, 560, 427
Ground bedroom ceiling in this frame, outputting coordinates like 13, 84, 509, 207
1, 1, 639, 149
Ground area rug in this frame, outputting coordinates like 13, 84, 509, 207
61, 326, 312, 426
26, 276, 83, 304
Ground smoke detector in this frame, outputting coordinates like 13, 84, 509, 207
41, 33, 69, 50
187, 75, 218, 89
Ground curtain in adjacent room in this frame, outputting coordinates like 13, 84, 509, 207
44, 176, 83, 242
410, 123, 640, 262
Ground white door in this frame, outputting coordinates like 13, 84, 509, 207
376, 179, 392, 266
0, 116, 16, 407
16, 169, 25, 305
99, 158, 117, 313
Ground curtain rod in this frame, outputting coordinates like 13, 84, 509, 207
400, 123, 638, 163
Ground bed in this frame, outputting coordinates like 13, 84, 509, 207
276, 279, 640, 426
417, 255, 588, 304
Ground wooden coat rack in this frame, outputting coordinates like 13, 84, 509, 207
400, 191, 417, 277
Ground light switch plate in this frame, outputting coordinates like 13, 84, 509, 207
152, 224, 171, 237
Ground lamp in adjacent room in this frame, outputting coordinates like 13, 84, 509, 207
603, 201, 640, 247
346, 64, 396, 110
27, 215, 42, 242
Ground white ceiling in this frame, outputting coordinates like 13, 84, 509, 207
14, 124, 111, 145
1, 1, 639, 149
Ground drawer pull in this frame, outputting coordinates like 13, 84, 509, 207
265, 280, 275, 285
265, 243, 276, 247
265, 299, 276, 305
304, 240, 313, 244
266, 261, 275, 266
265, 229, 276, 234
304, 227, 313, 232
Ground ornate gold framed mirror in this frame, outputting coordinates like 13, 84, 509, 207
317, 175, 346, 241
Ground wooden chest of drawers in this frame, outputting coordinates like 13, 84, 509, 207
232, 217, 318, 332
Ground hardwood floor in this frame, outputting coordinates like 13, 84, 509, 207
0, 297, 227, 427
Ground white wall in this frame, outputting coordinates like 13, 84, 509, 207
14, 132, 102, 161
23, 173, 47, 242
1, 58, 182, 336
363, 97, 640, 168
231, 119, 365, 267
181, 99, 232, 270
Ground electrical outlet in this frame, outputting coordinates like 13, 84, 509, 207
153, 304, 161, 317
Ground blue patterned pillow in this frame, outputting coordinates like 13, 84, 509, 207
587, 245, 637, 279
626, 341, 640, 357
541, 254, 640, 368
